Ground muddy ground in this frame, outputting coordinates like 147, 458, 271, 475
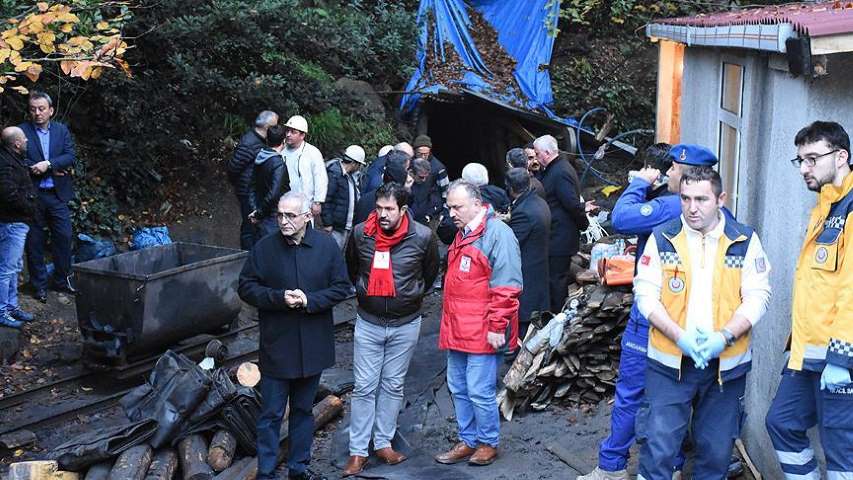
0, 187, 636, 479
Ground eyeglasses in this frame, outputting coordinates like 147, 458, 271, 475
790, 149, 839, 168
276, 211, 309, 222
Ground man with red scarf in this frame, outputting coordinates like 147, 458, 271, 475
342, 182, 440, 477
435, 180, 522, 467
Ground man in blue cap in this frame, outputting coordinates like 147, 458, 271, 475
579, 143, 723, 480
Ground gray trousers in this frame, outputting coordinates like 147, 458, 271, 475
331, 228, 350, 252
349, 315, 421, 456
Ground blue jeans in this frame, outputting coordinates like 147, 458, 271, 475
766, 368, 853, 479
25, 189, 72, 290
638, 361, 745, 480
0, 222, 29, 312
599, 310, 685, 472
446, 350, 500, 448
257, 373, 321, 479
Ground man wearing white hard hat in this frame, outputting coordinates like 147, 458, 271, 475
322, 145, 366, 250
282, 115, 327, 223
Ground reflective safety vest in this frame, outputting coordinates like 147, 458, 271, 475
789, 172, 853, 372
648, 217, 755, 383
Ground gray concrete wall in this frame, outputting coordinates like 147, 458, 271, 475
675, 47, 853, 477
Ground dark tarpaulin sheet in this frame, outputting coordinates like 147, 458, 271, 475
400, 0, 576, 126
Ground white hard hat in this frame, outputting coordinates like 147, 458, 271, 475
377, 145, 394, 157
284, 115, 308, 133
343, 145, 366, 165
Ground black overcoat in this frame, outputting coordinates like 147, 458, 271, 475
540, 155, 588, 256
238, 227, 352, 379
508, 189, 552, 322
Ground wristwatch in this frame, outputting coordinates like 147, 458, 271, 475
721, 328, 737, 347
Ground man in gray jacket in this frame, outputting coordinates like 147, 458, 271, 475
342, 182, 440, 476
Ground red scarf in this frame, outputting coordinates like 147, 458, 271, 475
363, 211, 409, 297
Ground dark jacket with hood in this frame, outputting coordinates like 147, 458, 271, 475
252, 148, 289, 219
0, 145, 38, 224
321, 159, 357, 230
227, 129, 266, 196
346, 211, 440, 327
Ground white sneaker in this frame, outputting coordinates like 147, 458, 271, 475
576, 467, 629, 480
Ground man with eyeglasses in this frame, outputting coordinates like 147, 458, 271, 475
766, 120, 853, 480
239, 191, 351, 480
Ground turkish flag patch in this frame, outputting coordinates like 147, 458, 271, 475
640, 255, 650, 266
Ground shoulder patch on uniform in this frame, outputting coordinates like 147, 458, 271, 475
640, 255, 650, 266
640, 204, 654, 217
755, 257, 766, 273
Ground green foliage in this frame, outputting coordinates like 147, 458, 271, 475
1, 0, 417, 240
308, 108, 396, 157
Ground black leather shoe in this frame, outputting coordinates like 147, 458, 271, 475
34, 289, 48, 303
50, 276, 77, 295
289, 469, 327, 480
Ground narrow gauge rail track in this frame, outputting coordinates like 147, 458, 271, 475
0, 317, 354, 438
0, 322, 260, 437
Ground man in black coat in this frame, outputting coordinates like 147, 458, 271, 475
535, 135, 589, 312
321, 145, 366, 250
249, 125, 289, 243
227, 110, 278, 250
0, 127, 38, 328
20, 91, 77, 301
238, 191, 351, 480
506, 168, 551, 339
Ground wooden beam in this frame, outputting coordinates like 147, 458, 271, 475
811, 32, 853, 55
655, 40, 685, 144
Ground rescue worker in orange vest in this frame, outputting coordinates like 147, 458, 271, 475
634, 165, 771, 480
765, 121, 853, 480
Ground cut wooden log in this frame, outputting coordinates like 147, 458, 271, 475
207, 430, 237, 472
178, 435, 214, 480
8, 460, 80, 479
235, 363, 260, 388
212, 457, 255, 480
144, 449, 178, 480
83, 462, 112, 480
109, 444, 153, 480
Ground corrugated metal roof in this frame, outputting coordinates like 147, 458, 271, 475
654, 1, 853, 37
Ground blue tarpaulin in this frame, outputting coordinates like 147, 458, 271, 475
401, 0, 576, 125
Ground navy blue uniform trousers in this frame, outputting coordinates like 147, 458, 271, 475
765, 367, 853, 479
25, 189, 72, 290
257, 373, 321, 479
638, 360, 745, 480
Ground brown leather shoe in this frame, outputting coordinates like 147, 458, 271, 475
341, 455, 368, 477
468, 445, 498, 466
434, 442, 476, 464
375, 447, 407, 465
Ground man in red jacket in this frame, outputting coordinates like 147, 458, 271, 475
435, 180, 522, 467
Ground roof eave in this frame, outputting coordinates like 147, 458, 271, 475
646, 22, 796, 53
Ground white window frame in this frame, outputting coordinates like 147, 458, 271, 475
716, 61, 744, 216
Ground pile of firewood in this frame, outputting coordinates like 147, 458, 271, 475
498, 281, 633, 419
65, 394, 343, 480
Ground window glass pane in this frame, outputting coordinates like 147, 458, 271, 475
721, 63, 743, 115
718, 122, 739, 213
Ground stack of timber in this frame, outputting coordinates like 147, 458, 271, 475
499, 280, 633, 420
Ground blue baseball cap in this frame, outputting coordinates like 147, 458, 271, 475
669, 144, 718, 167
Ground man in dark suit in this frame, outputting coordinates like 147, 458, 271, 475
506, 168, 551, 340
535, 134, 589, 312
239, 191, 351, 480
19, 91, 77, 301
